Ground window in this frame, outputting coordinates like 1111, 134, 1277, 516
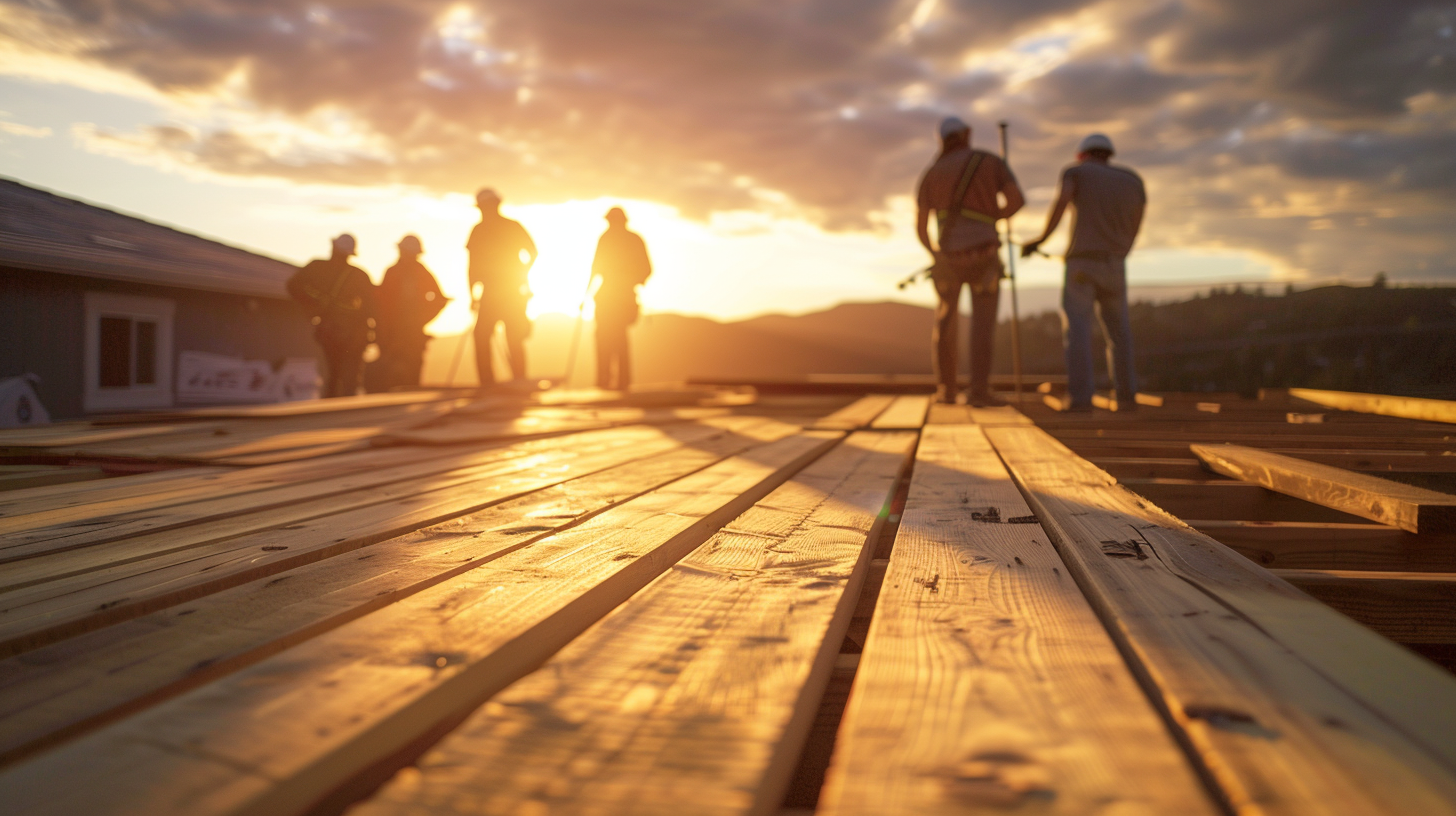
83, 293, 175, 412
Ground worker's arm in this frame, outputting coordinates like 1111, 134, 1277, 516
916, 204, 936, 256
997, 160, 1025, 219
1021, 168, 1074, 257
519, 227, 538, 272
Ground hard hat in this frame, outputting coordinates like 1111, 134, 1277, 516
332, 233, 357, 254
475, 188, 501, 205
605, 206, 627, 223
398, 234, 422, 254
1078, 133, 1115, 154
939, 116, 970, 138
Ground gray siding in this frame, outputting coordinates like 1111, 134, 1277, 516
0, 266, 318, 419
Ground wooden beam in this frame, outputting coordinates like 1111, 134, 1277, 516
820, 425, 1219, 815
352, 431, 916, 816
0, 467, 106, 492
1193, 444, 1456, 534
0, 421, 782, 657
1272, 569, 1456, 644
1121, 478, 1368, 523
810, 395, 896, 430
987, 425, 1456, 815
0, 419, 805, 765
0, 431, 839, 816
1188, 519, 1456, 572
869, 395, 930, 429
1290, 389, 1456, 425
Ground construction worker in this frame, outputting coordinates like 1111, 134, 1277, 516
374, 234, 445, 390
589, 207, 652, 390
1022, 133, 1146, 412
916, 116, 1024, 405
287, 234, 377, 398
466, 188, 537, 386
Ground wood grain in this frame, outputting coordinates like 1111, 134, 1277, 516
810, 395, 896, 430
1290, 389, 1456, 425
354, 431, 914, 816
988, 425, 1456, 815
821, 424, 1219, 816
1193, 443, 1456, 533
0, 431, 839, 816
869, 396, 931, 430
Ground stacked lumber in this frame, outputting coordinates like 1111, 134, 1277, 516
0, 388, 1452, 815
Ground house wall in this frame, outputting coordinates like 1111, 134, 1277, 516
0, 266, 318, 419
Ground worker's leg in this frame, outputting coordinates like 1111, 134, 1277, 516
968, 286, 1002, 399
1061, 261, 1098, 409
504, 311, 529, 382
334, 342, 366, 398
931, 272, 964, 403
617, 324, 632, 390
321, 346, 344, 398
472, 312, 497, 386
594, 319, 613, 389
1093, 260, 1138, 405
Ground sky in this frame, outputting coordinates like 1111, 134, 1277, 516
2, 0, 1453, 335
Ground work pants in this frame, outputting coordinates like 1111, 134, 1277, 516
1062, 257, 1138, 409
473, 303, 529, 385
321, 341, 366, 399
595, 315, 632, 391
378, 338, 427, 390
933, 266, 1001, 402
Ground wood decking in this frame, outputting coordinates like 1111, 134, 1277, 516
0, 387, 1454, 815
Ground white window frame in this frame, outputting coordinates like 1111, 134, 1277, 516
83, 292, 175, 412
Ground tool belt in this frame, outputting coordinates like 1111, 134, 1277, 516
936, 207, 997, 227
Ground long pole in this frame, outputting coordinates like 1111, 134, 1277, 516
998, 121, 1024, 404
560, 274, 597, 390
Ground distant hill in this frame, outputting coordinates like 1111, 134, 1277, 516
423, 282, 1456, 398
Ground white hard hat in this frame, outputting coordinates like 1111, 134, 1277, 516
1078, 133, 1115, 154
939, 116, 970, 138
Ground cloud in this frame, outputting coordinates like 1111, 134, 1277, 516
4, 0, 1456, 281
0, 119, 51, 138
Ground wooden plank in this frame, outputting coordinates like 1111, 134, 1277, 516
1290, 389, 1456, 425
0, 418, 804, 765
810, 395, 895, 430
1271, 569, 1456, 644
0, 431, 839, 816
1120, 478, 1369, 523
375, 407, 729, 446
0, 467, 105, 492
90, 390, 463, 423
1073, 443, 1456, 472
1193, 443, 1456, 534
1190, 520, 1456, 572
354, 431, 916, 816
0, 422, 754, 656
820, 425, 1218, 816
869, 395, 930, 430
987, 425, 1456, 815
0, 424, 662, 562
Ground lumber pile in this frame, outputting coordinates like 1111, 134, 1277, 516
0, 387, 1452, 814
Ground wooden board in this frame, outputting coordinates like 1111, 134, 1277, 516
0, 418, 805, 765
0, 423, 754, 657
987, 425, 1456, 815
820, 424, 1218, 816
1290, 389, 1456, 425
354, 431, 915, 816
810, 395, 895, 430
1193, 443, 1456, 534
0, 431, 840, 816
1190, 520, 1456, 572
869, 395, 930, 430
375, 407, 729, 446
0, 467, 105, 492
1272, 569, 1456, 644
89, 390, 463, 423
1120, 478, 1369, 523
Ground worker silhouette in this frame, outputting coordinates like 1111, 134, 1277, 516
916, 117, 1024, 405
375, 235, 445, 390
287, 234, 377, 398
589, 207, 652, 390
467, 188, 537, 386
1023, 133, 1146, 411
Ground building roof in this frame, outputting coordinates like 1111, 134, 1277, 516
0, 177, 298, 299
